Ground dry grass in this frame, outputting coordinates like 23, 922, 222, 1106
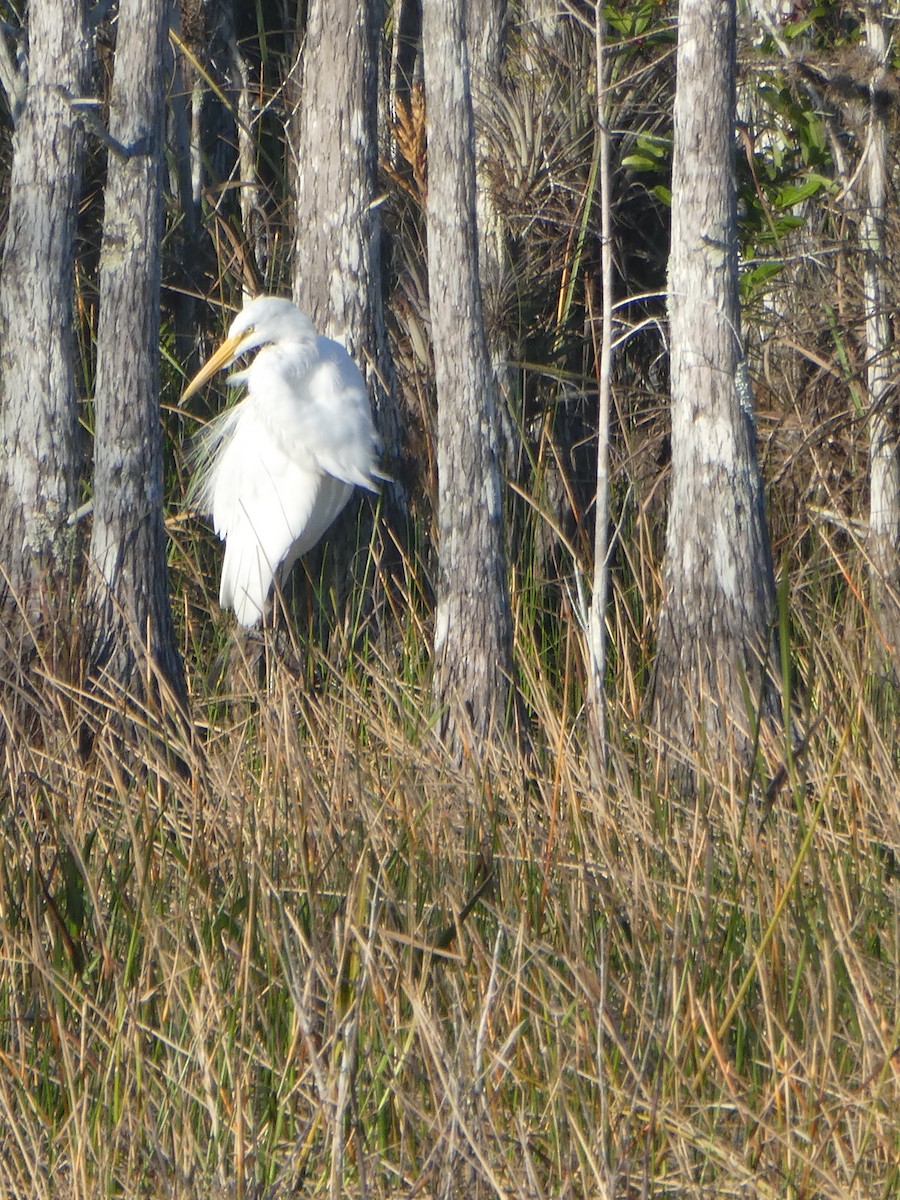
1, 8, 898, 1198
0, 519, 897, 1199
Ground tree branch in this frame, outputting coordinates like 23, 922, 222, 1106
62, 92, 150, 161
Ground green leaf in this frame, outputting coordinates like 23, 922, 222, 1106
784, 15, 818, 39
772, 214, 806, 235
742, 261, 784, 288
774, 175, 830, 209
802, 113, 827, 154
635, 133, 670, 157
621, 154, 662, 173
740, 260, 784, 300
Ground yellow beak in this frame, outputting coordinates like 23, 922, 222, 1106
180, 330, 249, 403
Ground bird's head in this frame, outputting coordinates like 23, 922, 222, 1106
181, 296, 316, 402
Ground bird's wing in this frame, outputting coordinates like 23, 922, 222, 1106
278, 472, 353, 582
202, 407, 348, 627
273, 337, 383, 490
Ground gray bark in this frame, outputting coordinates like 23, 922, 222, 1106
468, 0, 507, 342
468, 0, 520, 477
651, 0, 777, 769
862, 4, 900, 671
291, 0, 401, 484
517, 0, 561, 43
228, 33, 266, 281
587, 8, 613, 774
423, 0, 514, 751
87, 0, 187, 711
0, 0, 89, 653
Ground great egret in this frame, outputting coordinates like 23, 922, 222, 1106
182, 296, 382, 627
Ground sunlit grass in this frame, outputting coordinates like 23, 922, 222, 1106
0, 488, 897, 1198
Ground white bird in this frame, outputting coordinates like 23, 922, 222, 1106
182, 295, 382, 628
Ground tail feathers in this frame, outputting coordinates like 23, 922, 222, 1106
219, 538, 275, 628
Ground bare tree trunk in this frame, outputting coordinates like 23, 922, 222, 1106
87, 0, 188, 713
0, 0, 89, 662
518, 0, 560, 43
467, 0, 508, 346
586, 6, 614, 776
423, 0, 514, 753
228, 33, 266, 282
291, 0, 401, 484
862, 2, 900, 672
469, 0, 525, 483
650, 0, 777, 774
168, 4, 212, 371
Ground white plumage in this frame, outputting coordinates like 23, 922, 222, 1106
182, 296, 381, 627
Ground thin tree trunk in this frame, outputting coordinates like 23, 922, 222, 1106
291, 0, 402, 486
87, 0, 188, 713
229, 33, 266, 282
651, 0, 777, 775
0, 0, 89, 663
168, 5, 206, 371
862, 2, 900, 671
586, 6, 613, 776
423, 0, 514, 753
